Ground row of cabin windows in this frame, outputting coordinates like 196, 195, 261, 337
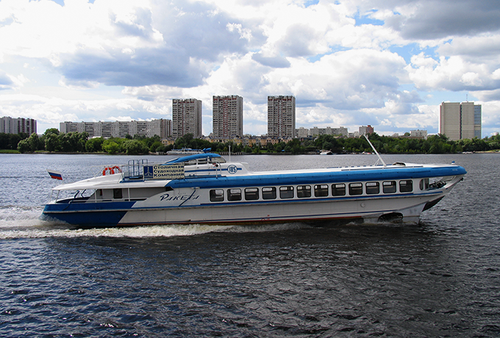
210, 179, 424, 202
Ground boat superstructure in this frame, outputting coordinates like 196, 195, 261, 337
41, 153, 466, 227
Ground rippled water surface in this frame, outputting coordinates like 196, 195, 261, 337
1, 153, 499, 337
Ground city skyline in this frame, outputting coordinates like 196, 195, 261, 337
4, 98, 491, 140
5, 98, 489, 139
0, 1, 499, 137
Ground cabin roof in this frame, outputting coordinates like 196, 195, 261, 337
166, 165, 466, 189
163, 153, 221, 165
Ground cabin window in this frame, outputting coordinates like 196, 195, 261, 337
366, 182, 380, 195
245, 188, 259, 200
349, 183, 363, 195
210, 189, 224, 202
420, 178, 429, 191
297, 185, 311, 198
332, 183, 346, 196
279, 186, 294, 199
314, 184, 329, 197
399, 180, 413, 192
262, 187, 276, 200
113, 189, 122, 199
227, 188, 242, 201
383, 181, 397, 193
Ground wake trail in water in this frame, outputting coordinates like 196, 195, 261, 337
0, 205, 45, 228
0, 205, 307, 239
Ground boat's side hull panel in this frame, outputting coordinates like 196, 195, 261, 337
118, 193, 438, 226
42, 192, 443, 227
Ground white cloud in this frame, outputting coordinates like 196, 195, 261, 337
407, 53, 500, 92
0, 0, 500, 137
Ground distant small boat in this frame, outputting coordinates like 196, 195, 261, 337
320, 150, 333, 155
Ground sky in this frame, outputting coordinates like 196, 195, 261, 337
1, 0, 500, 137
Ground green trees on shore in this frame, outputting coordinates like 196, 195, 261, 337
314, 133, 498, 154
0, 133, 29, 151
21, 130, 168, 155
2, 130, 500, 154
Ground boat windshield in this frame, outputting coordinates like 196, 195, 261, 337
52, 189, 96, 202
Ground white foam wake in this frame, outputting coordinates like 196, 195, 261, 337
0, 206, 307, 239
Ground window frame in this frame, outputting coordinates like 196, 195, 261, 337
244, 187, 259, 200
297, 185, 311, 198
113, 188, 123, 199
399, 180, 413, 193
227, 188, 242, 201
314, 184, 329, 197
332, 183, 346, 196
262, 187, 277, 200
279, 186, 294, 199
382, 181, 397, 194
349, 182, 363, 195
365, 182, 380, 195
210, 189, 224, 202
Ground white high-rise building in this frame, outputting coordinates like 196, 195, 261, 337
440, 102, 481, 140
1, 116, 37, 135
60, 119, 171, 139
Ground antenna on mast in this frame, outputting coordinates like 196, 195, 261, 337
364, 135, 386, 167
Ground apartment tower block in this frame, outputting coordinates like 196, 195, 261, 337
267, 96, 296, 138
212, 95, 243, 138
172, 99, 203, 139
0, 116, 37, 135
440, 102, 481, 141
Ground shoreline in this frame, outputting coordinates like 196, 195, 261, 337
2, 150, 499, 155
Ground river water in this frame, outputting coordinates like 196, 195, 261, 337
1, 153, 499, 337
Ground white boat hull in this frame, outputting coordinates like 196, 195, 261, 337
116, 191, 443, 226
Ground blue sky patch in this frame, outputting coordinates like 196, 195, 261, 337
304, 0, 319, 7
354, 10, 384, 27
389, 43, 439, 64
307, 47, 351, 63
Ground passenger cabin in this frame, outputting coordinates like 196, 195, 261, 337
205, 177, 446, 204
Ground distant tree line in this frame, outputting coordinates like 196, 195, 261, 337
2, 129, 500, 155
12, 129, 170, 155
0, 133, 29, 150
314, 133, 498, 154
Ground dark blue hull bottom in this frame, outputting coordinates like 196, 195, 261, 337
40, 211, 128, 228
41, 201, 135, 228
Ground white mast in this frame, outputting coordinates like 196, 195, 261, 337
364, 135, 386, 167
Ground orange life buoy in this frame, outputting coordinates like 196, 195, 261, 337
102, 167, 113, 175
103, 166, 122, 175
